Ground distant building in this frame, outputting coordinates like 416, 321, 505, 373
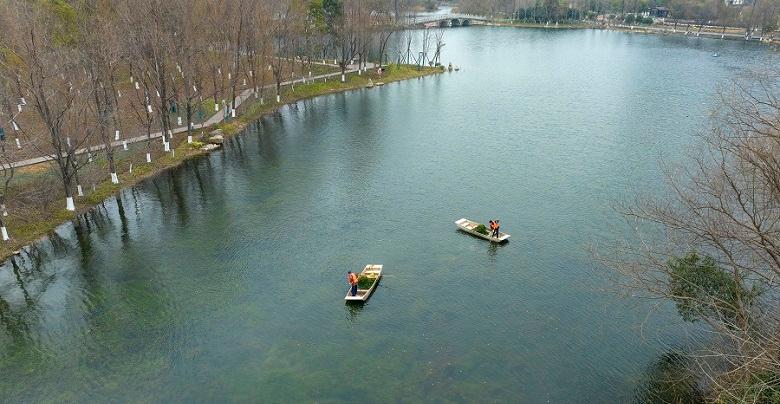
650, 6, 669, 18
725, 0, 746, 5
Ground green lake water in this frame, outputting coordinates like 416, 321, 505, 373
0, 27, 775, 403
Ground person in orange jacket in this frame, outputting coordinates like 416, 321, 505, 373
347, 271, 359, 296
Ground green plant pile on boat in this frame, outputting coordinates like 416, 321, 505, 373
358, 275, 377, 289
474, 224, 488, 235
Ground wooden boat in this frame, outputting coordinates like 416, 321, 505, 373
345, 264, 383, 302
455, 218, 510, 243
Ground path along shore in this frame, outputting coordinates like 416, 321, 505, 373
5, 63, 373, 170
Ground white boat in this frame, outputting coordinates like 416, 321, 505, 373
455, 218, 510, 243
375, 81, 385, 86
345, 264, 383, 302
366, 79, 374, 88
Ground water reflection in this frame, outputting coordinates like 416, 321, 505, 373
258, 116, 281, 162
486, 241, 507, 259
116, 195, 130, 245
344, 300, 365, 323
633, 350, 704, 404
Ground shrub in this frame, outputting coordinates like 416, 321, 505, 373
190, 141, 205, 149
667, 251, 761, 323
474, 224, 488, 235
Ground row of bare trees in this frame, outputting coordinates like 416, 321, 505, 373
0, 0, 408, 241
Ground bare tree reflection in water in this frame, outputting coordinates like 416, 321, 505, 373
169, 171, 190, 227
115, 195, 130, 245
257, 118, 281, 163
191, 159, 209, 203
226, 133, 248, 164
0, 237, 63, 350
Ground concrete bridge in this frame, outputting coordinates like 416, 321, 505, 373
407, 13, 488, 28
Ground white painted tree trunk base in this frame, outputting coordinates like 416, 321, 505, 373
115, 130, 120, 141
146, 153, 152, 163
123, 141, 128, 150
187, 135, 193, 144
111, 172, 119, 184
77, 185, 84, 197
276, 95, 281, 103
15, 138, 21, 149
164, 142, 170, 152
129, 163, 133, 173
341, 74, 346, 82
1, 227, 8, 241
66, 197, 75, 211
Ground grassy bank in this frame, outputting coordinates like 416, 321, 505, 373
0, 64, 442, 261
215, 64, 441, 137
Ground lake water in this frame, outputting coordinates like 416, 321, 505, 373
0, 27, 775, 402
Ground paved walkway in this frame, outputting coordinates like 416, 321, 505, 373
8, 63, 373, 169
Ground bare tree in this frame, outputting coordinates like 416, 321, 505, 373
600, 69, 780, 401
0, 0, 94, 211
79, 0, 122, 184
270, 1, 294, 102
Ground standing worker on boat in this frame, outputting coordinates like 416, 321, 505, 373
492, 220, 500, 238
347, 271, 359, 296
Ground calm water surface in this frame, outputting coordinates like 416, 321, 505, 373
0, 28, 775, 402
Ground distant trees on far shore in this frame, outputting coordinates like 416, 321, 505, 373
455, 0, 779, 33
